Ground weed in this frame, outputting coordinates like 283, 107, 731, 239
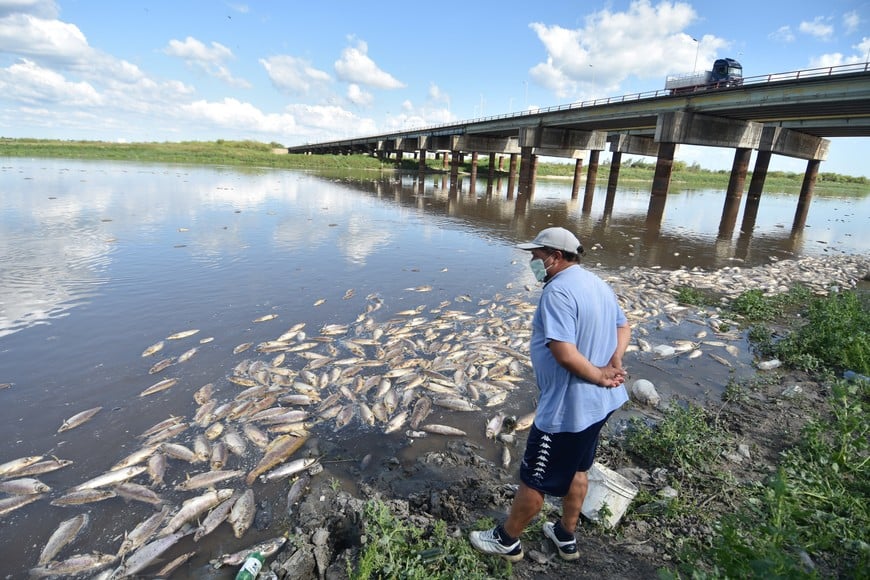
675, 286, 719, 307
623, 404, 730, 473
349, 500, 509, 580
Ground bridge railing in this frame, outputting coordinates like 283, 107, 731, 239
298, 61, 870, 148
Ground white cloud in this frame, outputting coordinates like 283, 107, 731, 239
0, 0, 58, 19
259, 55, 331, 94
347, 83, 373, 106
164, 36, 250, 88
0, 58, 101, 105
769, 25, 795, 43
334, 38, 405, 89
0, 13, 90, 62
527, 0, 725, 99
842, 11, 860, 35
799, 17, 834, 40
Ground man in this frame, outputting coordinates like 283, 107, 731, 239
469, 226, 630, 562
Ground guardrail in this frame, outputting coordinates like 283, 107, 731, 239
299, 61, 870, 148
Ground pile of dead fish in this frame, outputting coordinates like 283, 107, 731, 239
1, 289, 544, 578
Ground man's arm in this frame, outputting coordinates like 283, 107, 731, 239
548, 340, 625, 388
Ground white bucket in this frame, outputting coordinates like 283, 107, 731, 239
581, 462, 639, 528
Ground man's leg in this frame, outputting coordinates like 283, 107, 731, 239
503, 481, 544, 538
559, 470, 588, 532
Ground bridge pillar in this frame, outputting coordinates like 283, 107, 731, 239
719, 147, 752, 239
604, 151, 622, 215
582, 150, 600, 212
470, 152, 479, 184
741, 150, 771, 234
450, 150, 460, 186
488, 155, 496, 182
571, 159, 583, 200
518, 147, 534, 196
794, 159, 821, 230
418, 149, 427, 174
507, 153, 518, 199
651, 142, 677, 197
442, 152, 449, 170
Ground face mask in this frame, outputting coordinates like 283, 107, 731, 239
530, 258, 549, 282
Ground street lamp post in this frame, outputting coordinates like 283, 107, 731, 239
692, 37, 700, 72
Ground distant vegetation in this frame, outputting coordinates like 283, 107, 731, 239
2, 138, 868, 195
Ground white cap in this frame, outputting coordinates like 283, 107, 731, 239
517, 227, 582, 254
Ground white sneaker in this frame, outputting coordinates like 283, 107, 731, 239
543, 521, 579, 561
469, 526, 524, 562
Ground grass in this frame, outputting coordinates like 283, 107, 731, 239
3, 138, 869, 195
349, 501, 511, 580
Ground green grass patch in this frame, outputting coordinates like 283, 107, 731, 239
350, 500, 510, 580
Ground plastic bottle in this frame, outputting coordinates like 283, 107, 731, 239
235, 552, 265, 580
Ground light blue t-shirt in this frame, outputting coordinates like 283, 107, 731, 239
529, 264, 629, 433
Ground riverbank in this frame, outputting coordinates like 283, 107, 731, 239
2, 138, 868, 196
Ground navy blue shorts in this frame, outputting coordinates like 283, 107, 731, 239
519, 413, 612, 497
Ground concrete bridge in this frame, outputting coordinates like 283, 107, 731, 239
287, 62, 870, 233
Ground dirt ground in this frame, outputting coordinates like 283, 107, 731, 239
257, 365, 826, 580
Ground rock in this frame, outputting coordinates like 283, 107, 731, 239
277, 547, 316, 579
781, 385, 803, 398
631, 379, 661, 407
659, 486, 679, 499
616, 467, 651, 485
737, 444, 751, 460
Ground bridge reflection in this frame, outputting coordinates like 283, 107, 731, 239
323, 172, 841, 271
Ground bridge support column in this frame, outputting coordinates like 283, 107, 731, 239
518, 147, 535, 196
651, 142, 676, 197
418, 149, 428, 174
449, 150, 460, 186
507, 153, 518, 199
741, 150, 771, 234
794, 159, 820, 230
442, 152, 449, 170
571, 159, 584, 200
719, 147, 752, 238
488, 155, 496, 183
582, 150, 600, 212
605, 152, 622, 216
470, 152, 479, 184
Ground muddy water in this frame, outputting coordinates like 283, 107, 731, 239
0, 159, 866, 577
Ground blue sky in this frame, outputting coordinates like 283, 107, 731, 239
1, 0, 868, 176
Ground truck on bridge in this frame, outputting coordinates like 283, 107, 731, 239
665, 58, 743, 94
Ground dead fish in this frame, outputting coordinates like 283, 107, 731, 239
194, 383, 215, 405
384, 410, 409, 434
259, 457, 319, 483
71, 465, 147, 492
148, 357, 175, 375
12, 458, 72, 478
485, 414, 505, 439
233, 342, 254, 354
139, 378, 179, 397
313, 298, 326, 306
0, 493, 44, 515
343, 289, 355, 300
210, 536, 287, 568
147, 453, 166, 486
111, 446, 158, 472
242, 423, 270, 450
409, 396, 432, 429
113, 527, 191, 578
57, 406, 103, 433
245, 434, 308, 486
29, 552, 116, 578
177, 347, 198, 363
117, 506, 170, 558
194, 491, 241, 542
51, 489, 116, 507
159, 443, 199, 463
38, 513, 89, 566
253, 313, 278, 323
421, 424, 467, 436
709, 352, 733, 367
205, 422, 224, 440
141, 341, 165, 357
166, 329, 199, 340
114, 482, 164, 505
0, 477, 51, 495
175, 470, 244, 491
333, 405, 354, 430
210, 441, 228, 470
228, 488, 255, 539
0, 455, 44, 477
139, 416, 184, 438
286, 473, 311, 516
159, 489, 234, 537
433, 396, 479, 412
154, 551, 195, 578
